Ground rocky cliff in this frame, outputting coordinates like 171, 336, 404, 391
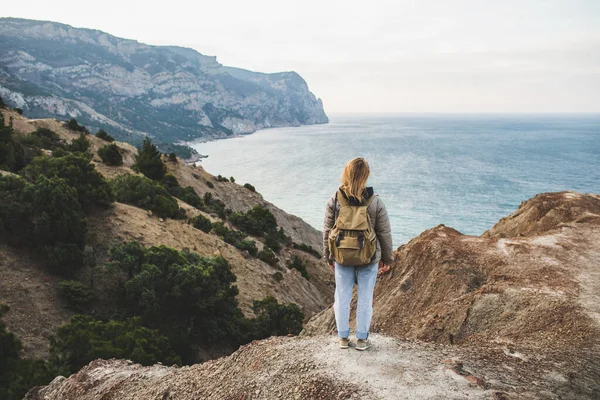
0, 18, 328, 155
27, 191, 600, 399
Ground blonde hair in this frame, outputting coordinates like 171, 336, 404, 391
340, 157, 370, 200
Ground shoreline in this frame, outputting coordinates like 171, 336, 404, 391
183, 121, 330, 163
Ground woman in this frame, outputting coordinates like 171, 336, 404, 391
323, 157, 393, 350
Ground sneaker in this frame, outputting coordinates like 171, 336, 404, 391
339, 338, 350, 349
356, 339, 371, 351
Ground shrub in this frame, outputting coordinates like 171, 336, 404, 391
272, 272, 283, 282
189, 214, 212, 233
98, 143, 123, 166
162, 173, 203, 210
236, 239, 258, 257
134, 137, 166, 181
251, 296, 304, 337
168, 153, 177, 162
1, 358, 66, 400
288, 255, 309, 279
107, 243, 243, 354
258, 248, 278, 267
0, 113, 26, 172
0, 304, 66, 400
68, 133, 91, 153
13, 108, 23, 115
216, 175, 229, 182
22, 152, 114, 208
50, 315, 181, 372
65, 118, 89, 133
58, 280, 94, 311
95, 129, 114, 142
0, 304, 21, 377
206, 181, 214, 189
292, 242, 321, 259
230, 176, 235, 183
0, 175, 87, 274
31, 128, 64, 150
0, 96, 5, 108
243, 183, 255, 192
228, 206, 277, 237
203, 192, 230, 219
111, 174, 181, 219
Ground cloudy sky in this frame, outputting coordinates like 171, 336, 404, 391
4, 0, 600, 113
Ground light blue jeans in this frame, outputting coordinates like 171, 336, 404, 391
333, 262, 378, 340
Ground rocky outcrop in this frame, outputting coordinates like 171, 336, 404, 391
0, 18, 328, 151
26, 334, 550, 400
303, 191, 600, 397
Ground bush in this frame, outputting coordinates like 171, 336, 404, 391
107, 243, 244, 356
31, 128, 64, 150
235, 239, 258, 257
228, 206, 277, 237
21, 152, 114, 208
50, 315, 181, 372
111, 174, 181, 219
206, 181, 214, 189
243, 183, 255, 192
0, 96, 5, 108
216, 175, 229, 182
98, 143, 123, 166
230, 176, 235, 183
68, 133, 91, 153
251, 296, 304, 338
288, 255, 309, 279
0, 304, 21, 377
189, 214, 212, 233
272, 272, 283, 282
0, 304, 66, 400
162, 173, 203, 210
0, 113, 26, 172
95, 129, 115, 142
134, 137, 166, 181
65, 119, 89, 133
292, 242, 321, 259
168, 153, 177, 162
258, 248, 278, 267
13, 108, 23, 115
203, 192, 230, 219
0, 175, 87, 274
58, 280, 94, 311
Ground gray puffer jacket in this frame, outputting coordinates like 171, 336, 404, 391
323, 187, 394, 265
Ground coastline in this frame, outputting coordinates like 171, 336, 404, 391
183, 121, 330, 163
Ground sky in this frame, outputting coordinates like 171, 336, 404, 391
3, 0, 600, 113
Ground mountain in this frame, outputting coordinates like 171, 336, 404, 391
26, 190, 600, 399
0, 18, 328, 156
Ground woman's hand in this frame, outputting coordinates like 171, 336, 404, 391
328, 259, 335, 269
378, 260, 391, 275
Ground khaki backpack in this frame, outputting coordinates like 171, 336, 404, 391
328, 190, 377, 266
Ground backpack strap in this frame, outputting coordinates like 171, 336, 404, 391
336, 189, 349, 207
363, 194, 376, 208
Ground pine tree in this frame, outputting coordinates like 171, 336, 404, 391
134, 137, 166, 180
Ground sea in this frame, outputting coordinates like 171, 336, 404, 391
192, 114, 600, 247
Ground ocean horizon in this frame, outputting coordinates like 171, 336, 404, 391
192, 113, 600, 247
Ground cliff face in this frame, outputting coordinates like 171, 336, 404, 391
0, 18, 328, 148
303, 191, 600, 397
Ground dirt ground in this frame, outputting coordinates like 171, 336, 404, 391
27, 334, 545, 400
